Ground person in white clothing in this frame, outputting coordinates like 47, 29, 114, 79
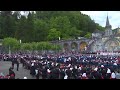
113, 63, 117, 66
107, 68, 111, 73
94, 67, 98, 71
111, 72, 116, 79
64, 74, 68, 79
107, 68, 111, 79
23, 77, 27, 79
82, 73, 87, 79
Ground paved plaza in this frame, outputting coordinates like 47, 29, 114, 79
0, 61, 37, 79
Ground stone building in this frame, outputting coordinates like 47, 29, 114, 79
54, 15, 120, 52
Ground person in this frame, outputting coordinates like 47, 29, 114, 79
59, 69, 65, 79
64, 74, 68, 79
115, 71, 120, 79
106, 68, 111, 79
81, 73, 87, 79
72, 66, 78, 79
52, 67, 60, 79
16, 59, 19, 71
41, 66, 47, 79
47, 68, 51, 79
111, 72, 116, 79
35, 69, 39, 79
30, 63, 36, 77
21, 58, 25, 67
9, 67, 13, 74
23, 77, 27, 79
11, 59, 15, 69
66, 68, 72, 79
101, 68, 107, 79
0, 72, 4, 79
9, 68, 15, 79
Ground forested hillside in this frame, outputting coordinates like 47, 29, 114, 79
0, 11, 104, 43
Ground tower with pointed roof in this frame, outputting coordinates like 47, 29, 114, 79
105, 15, 112, 36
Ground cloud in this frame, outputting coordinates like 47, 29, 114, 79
81, 11, 120, 29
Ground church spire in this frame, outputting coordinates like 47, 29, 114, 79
105, 13, 111, 29
105, 12, 112, 36
106, 14, 110, 27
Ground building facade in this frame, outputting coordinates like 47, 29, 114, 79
54, 15, 120, 52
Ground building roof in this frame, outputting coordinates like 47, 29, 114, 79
93, 29, 104, 34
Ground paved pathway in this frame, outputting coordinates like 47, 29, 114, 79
0, 61, 36, 79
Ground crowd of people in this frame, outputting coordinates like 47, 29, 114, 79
0, 52, 120, 79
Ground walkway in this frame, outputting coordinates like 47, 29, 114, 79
0, 61, 36, 79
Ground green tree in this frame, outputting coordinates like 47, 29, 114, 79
0, 11, 16, 38
49, 16, 71, 39
34, 19, 49, 42
36, 42, 53, 53
84, 32, 92, 38
31, 42, 37, 51
15, 12, 35, 42
68, 27, 82, 39
51, 44, 62, 53
36, 42, 43, 51
47, 28, 61, 41
14, 15, 27, 42
96, 23, 105, 31
21, 43, 32, 51
25, 12, 35, 42
2, 37, 20, 52
0, 11, 105, 43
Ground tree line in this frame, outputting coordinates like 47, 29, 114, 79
2, 37, 62, 54
0, 11, 104, 43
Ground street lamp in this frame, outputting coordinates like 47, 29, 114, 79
8, 45, 11, 56
19, 40, 22, 54
20, 40, 21, 44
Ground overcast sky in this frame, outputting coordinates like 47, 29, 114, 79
81, 11, 120, 29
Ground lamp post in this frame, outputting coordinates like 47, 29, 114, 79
20, 40, 21, 44
8, 45, 11, 56
19, 40, 21, 54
